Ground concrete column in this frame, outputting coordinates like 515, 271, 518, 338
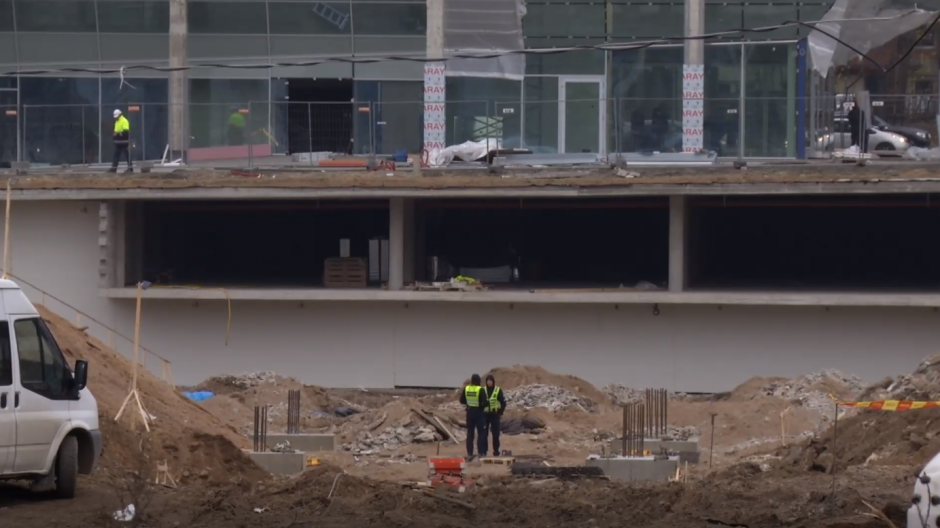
682, 0, 705, 153
169, 0, 188, 158
389, 198, 416, 289
423, 0, 446, 152
669, 196, 688, 292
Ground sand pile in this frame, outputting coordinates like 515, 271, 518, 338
41, 306, 267, 485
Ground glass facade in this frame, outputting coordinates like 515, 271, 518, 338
0, 0, 934, 164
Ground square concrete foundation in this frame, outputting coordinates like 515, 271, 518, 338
586, 456, 679, 482
609, 439, 700, 464
249, 452, 306, 475
265, 434, 335, 452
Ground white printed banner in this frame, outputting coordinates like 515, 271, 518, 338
682, 64, 704, 152
423, 62, 446, 152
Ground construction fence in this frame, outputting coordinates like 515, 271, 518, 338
2, 94, 937, 167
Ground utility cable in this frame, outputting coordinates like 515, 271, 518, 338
0, 13, 929, 77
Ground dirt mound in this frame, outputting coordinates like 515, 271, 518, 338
41, 306, 267, 485
860, 352, 940, 402
483, 365, 611, 406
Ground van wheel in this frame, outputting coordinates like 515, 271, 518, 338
876, 142, 895, 152
55, 436, 79, 499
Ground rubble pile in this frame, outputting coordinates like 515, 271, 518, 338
341, 425, 448, 453
602, 384, 645, 405
507, 384, 596, 412
863, 352, 940, 401
760, 370, 866, 415
664, 425, 700, 441
209, 371, 279, 389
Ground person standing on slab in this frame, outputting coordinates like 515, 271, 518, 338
482, 374, 507, 457
460, 373, 488, 460
109, 109, 133, 173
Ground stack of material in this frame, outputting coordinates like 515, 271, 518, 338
324, 257, 367, 288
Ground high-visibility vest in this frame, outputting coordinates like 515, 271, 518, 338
464, 385, 481, 408
485, 386, 501, 413
229, 112, 246, 128
114, 116, 130, 134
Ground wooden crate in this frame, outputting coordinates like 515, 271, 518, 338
479, 456, 515, 465
324, 257, 367, 288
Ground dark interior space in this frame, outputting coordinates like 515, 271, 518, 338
423, 199, 669, 287
286, 79, 354, 154
690, 194, 940, 291
135, 200, 388, 287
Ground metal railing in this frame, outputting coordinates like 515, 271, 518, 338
7, 93, 940, 168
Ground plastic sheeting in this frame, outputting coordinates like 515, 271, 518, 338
444, 0, 526, 80
809, 0, 938, 77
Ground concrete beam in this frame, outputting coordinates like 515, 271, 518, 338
169, 0, 188, 157
668, 196, 688, 292
389, 198, 416, 289
12, 180, 940, 201
99, 287, 940, 308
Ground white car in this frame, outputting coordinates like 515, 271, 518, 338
816, 117, 910, 155
0, 279, 100, 498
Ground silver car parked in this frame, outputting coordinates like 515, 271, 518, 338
816, 117, 910, 155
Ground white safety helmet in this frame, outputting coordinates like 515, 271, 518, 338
113, 109, 122, 118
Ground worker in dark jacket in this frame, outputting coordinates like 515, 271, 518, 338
459, 373, 488, 460
482, 374, 507, 457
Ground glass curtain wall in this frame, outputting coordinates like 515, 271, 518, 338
1, 0, 427, 163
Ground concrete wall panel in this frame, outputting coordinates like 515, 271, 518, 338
6, 201, 940, 392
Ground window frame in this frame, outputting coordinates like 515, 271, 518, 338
0, 321, 10, 387
14, 317, 74, 400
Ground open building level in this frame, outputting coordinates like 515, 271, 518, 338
1, 0, 940, 165
4, 164, 940, 391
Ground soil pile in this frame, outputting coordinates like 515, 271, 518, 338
41, 306, 267, 485
860, 352, 940, 401
483, 365, 611, 407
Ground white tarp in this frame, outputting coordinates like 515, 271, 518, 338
444, 0, 526, 80
809, 0, 938, 77
427, 138, 502, 167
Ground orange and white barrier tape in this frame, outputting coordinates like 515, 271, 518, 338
829, 393, 940, 411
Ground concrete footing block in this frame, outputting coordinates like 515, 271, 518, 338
586, 455, 678, 482
265, 434, 335, 452
249, 452, 306, 476
609, 439, 700, 464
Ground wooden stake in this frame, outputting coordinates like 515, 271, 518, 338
114, 282, 151, 432
2, 179, 11, 280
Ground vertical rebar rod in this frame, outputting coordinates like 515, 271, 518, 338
253, 406, 259, 452
621, 404, 627, 457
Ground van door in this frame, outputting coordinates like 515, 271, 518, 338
12, 316, 73, 474
0, 321, 14, 473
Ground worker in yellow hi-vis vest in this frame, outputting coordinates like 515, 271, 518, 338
227, 108, 246, 146
459, 373, 488, 460
109, 109, 133, 173
482, 374, 507, 457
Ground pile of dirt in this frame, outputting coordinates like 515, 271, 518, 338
860, 352, 940, 402
41, 306, 268, 485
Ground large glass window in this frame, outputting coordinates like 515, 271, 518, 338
102, 78, 169, 162
704, 44, 742, 157
744, 43, 797, 157
525, 4, 605, 38
742, 4, 799, 40
446, 78, 519, 146
189, 2, 268, 34
15, 1, 98, 32
97, 1, 170, 33
269, 2, 351, 35
189, 78, 269, 148
611, 3, 683, 39
21, 77, 101, 165
351, 3, 426, 35
705, 3, 742, 36
0, 1, 14, 32
612, 46, 683, 153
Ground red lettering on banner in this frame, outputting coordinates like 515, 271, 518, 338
682, 110, 704, 118
683, 147, 702, 153
683, 92, 704, 99
424, 122, 445, 131
683, 72, 704, 81
424, 141, 445, 150
424, 67, 445, 75
424, 86, 445, 94
683, 128, 703, 136
424, 104, 445, 112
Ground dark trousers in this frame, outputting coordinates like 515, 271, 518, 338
111, 144, 132, 169
465, 408, 486, 457
482, 413, 501, 456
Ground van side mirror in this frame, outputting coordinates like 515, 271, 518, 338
74, 360, 88, 391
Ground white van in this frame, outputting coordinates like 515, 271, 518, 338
0, 279, 101, 498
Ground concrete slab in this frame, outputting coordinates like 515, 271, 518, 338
265, 434, 335, 452
609, 439, 700, 464
248, 452, 306, 476
586, 455, 678, 482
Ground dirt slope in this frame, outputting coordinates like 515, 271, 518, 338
40, 306, 268, 485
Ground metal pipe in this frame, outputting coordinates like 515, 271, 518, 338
621, 405, 627, 457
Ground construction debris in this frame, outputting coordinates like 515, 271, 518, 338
506, 384, 596, 412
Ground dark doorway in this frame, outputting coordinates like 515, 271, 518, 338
285, 79, 354, 154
